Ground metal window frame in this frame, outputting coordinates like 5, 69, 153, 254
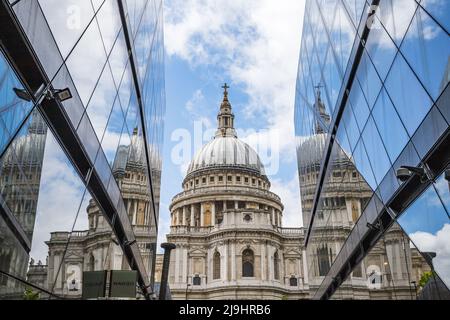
0, 0, 157, 299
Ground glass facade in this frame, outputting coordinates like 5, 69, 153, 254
295, 0, 449, 299
0, 0, 165, 299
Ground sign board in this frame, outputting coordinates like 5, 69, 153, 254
82, 271, 107, 299
109, 270, 137, 298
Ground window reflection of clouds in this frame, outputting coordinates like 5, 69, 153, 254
38, 0, 95, 59
399, 186, 450, 235
409, 223, 450, 288
385, 54, 433, 136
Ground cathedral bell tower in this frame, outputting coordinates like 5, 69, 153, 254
215, 83, 237, 138
314, 84, 331, 134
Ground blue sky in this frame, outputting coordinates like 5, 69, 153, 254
29, 0, 306, 262
158, 0, 306, 246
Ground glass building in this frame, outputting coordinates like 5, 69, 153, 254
295, 0, 449, 299
0, 0, 165, 299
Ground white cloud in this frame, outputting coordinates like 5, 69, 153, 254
164, 0, 305, 227
164, 0, 305, 165
270, 174, 303, 228
409, 223, 450, 287
156, 201, 171, 254
185, 89, 204, 112
30, 133, 90, 263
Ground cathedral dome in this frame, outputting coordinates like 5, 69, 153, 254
186, 84, 265, 177
112, 128, 161, 174
187, 136, 265, 176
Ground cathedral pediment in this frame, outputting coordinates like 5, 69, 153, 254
284, 248, 301, 256
189, 249, 206, 257
64, 251, 84, 260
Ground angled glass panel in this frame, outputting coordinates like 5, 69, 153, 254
321, 46, 342, 114
0, 110, 47, 241
378, 0, 418, 46
371, 88, 409, 163
332, 222, 429, 300
341, 103, 360, 153
65, 20, 107, 107
85, 62, 116, 141
330, 0, 356, 74
343, 0, 366, 29
433, 168, 450, 214
398, 181, 450, 289
353, 139, 376, 191
349, 80, 370, 131
94, 0, 122, 57
30, 131, 91, 298
411, 106, 447, 159
365, 15, 397, 82
419, 0, 450, 34
356, 51, 382, 111
0, 52, 34, 154
385, 54, 433, 136
0, 214, 29, 299
400, 6, 450, 102
38, 0, 95, 59
362, 116, 391, 186
125, 0, 147, 40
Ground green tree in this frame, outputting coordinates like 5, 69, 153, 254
23, 287, 40, 300
419, 271, 435, 288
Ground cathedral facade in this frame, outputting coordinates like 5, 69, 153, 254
164, 85, 429, 300
32, 128, 158, 298
165, 85, 309, 300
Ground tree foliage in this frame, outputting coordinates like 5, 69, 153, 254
419, 271, 435, 288
23, 287, 40, 300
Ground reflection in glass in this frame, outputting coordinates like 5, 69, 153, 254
0, 110, 47, 240
333, 222, 432, 300
399, 177, 450, 290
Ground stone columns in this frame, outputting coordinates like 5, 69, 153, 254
200, 203, 205, 227
190, 204, 195, 227
211, 203, 216, 226
132, 200, 137, 225
174, 246, 180, 283
271, 208, 275, 226
182, 206, 186, 226
268, 247, 274, 280
224, 242, 229, 281
302, 249, 309, 284
231, 242, 236, 281
182, 246, 188, 282
261, 244, 266, 281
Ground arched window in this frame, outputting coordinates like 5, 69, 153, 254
274, 251, 280, 280
242, 249, 254, 277
317, 245, 331, 276
213, 251, 221, 280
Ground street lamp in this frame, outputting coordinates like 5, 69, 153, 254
185, 283, 191, 300
159, 242, 176, 300
411, 281, 418, 300
44, 87, 72, 102
396, 166, 431, 183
